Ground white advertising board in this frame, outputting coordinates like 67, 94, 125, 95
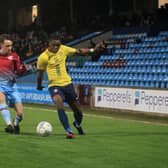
95, 87, 168, 114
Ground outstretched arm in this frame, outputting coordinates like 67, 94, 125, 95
76, 41, 106, 55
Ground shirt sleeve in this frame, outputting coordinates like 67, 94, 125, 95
64, 45, 77, 56
13, 53, 25, 75
37, 53, 48, 70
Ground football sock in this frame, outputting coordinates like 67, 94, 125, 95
0, 104, 12, 125
66, 127, 72, 133
13, 115, 23, 126
73, 109, 83, 126
57, 109, 71, 132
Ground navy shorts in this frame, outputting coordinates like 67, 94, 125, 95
48, 83, 78, 103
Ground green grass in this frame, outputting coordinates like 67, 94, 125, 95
0, 104, 168, 168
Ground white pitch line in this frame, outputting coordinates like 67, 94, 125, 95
24, 106, 168, 126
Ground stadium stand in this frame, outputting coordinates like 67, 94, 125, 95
67, 30, 168, 89
18, 28, 168, 89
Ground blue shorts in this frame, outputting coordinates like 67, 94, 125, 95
48, 83, 78, 103
0, 84, 22, 107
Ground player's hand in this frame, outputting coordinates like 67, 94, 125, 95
17, 64, 28, 76
36, 85, 45, 91
94, 41, 106, 51
22, 64, 28, 73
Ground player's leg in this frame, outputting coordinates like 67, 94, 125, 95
11, 89, 24, 134
68, 100, 85, 135
65, 84, 85, 135
13, 102, 23, 134
49, 86, 74, 138
0, 92, 13, 133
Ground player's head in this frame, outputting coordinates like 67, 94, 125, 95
0, 34, 13, 55
48, 36, 61, 53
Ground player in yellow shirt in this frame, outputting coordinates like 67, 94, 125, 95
37, 37, 105, 139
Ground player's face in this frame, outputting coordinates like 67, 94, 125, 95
48, 40, 61, 53
0, 40, 13, 55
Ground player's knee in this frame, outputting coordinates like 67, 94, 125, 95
55, 102, 64, 110
53, 94, 63, 102
53, 95, 63, 107
0, 93, 6, 103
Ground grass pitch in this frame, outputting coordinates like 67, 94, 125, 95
0, 104, 168, 168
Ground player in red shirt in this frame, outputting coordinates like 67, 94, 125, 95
0, 34, 26, 134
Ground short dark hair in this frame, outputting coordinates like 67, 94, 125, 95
0, 34, 11, 44
48, 34, 61, 43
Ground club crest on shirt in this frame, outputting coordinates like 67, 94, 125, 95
58, 51, 64, 56
7, 56, 13, 60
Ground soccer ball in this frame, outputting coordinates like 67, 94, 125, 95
36, 121, 53, 137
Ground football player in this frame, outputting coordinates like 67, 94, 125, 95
37, 36, 105, 138
0, 34, 27, 134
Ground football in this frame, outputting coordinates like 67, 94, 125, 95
36, 121, 53, 136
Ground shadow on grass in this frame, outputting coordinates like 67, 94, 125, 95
20, 131, 67, 138
1, 129, 167, 139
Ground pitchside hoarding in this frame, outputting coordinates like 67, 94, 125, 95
95, 87, 168, 114
17, 84, 52, 104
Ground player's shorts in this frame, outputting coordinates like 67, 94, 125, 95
0, 84, 22, 107
48, 83, 78, 103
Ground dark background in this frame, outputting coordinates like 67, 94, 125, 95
0, 0, 159, 32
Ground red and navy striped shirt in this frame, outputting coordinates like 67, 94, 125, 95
0, 52, 24, 86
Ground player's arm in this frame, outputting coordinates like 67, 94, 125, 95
76, 41, 106, 55
36, 54, 47, 90
14, 54, 27, 76
36, 70, 45, 90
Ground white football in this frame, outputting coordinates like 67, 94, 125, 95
36, 121, 53, 137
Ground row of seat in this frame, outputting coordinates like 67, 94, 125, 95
112, 33, 147, 39
115, 47, 168, 54
73, 77, 168, 89
129, 42, 168, 48
69, 31, 168, 89
69, 65, 168, 73
143, 36, 165, 42
112, 31, 168, 39
100, 55, 168, 61
76, 61, 168, 68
